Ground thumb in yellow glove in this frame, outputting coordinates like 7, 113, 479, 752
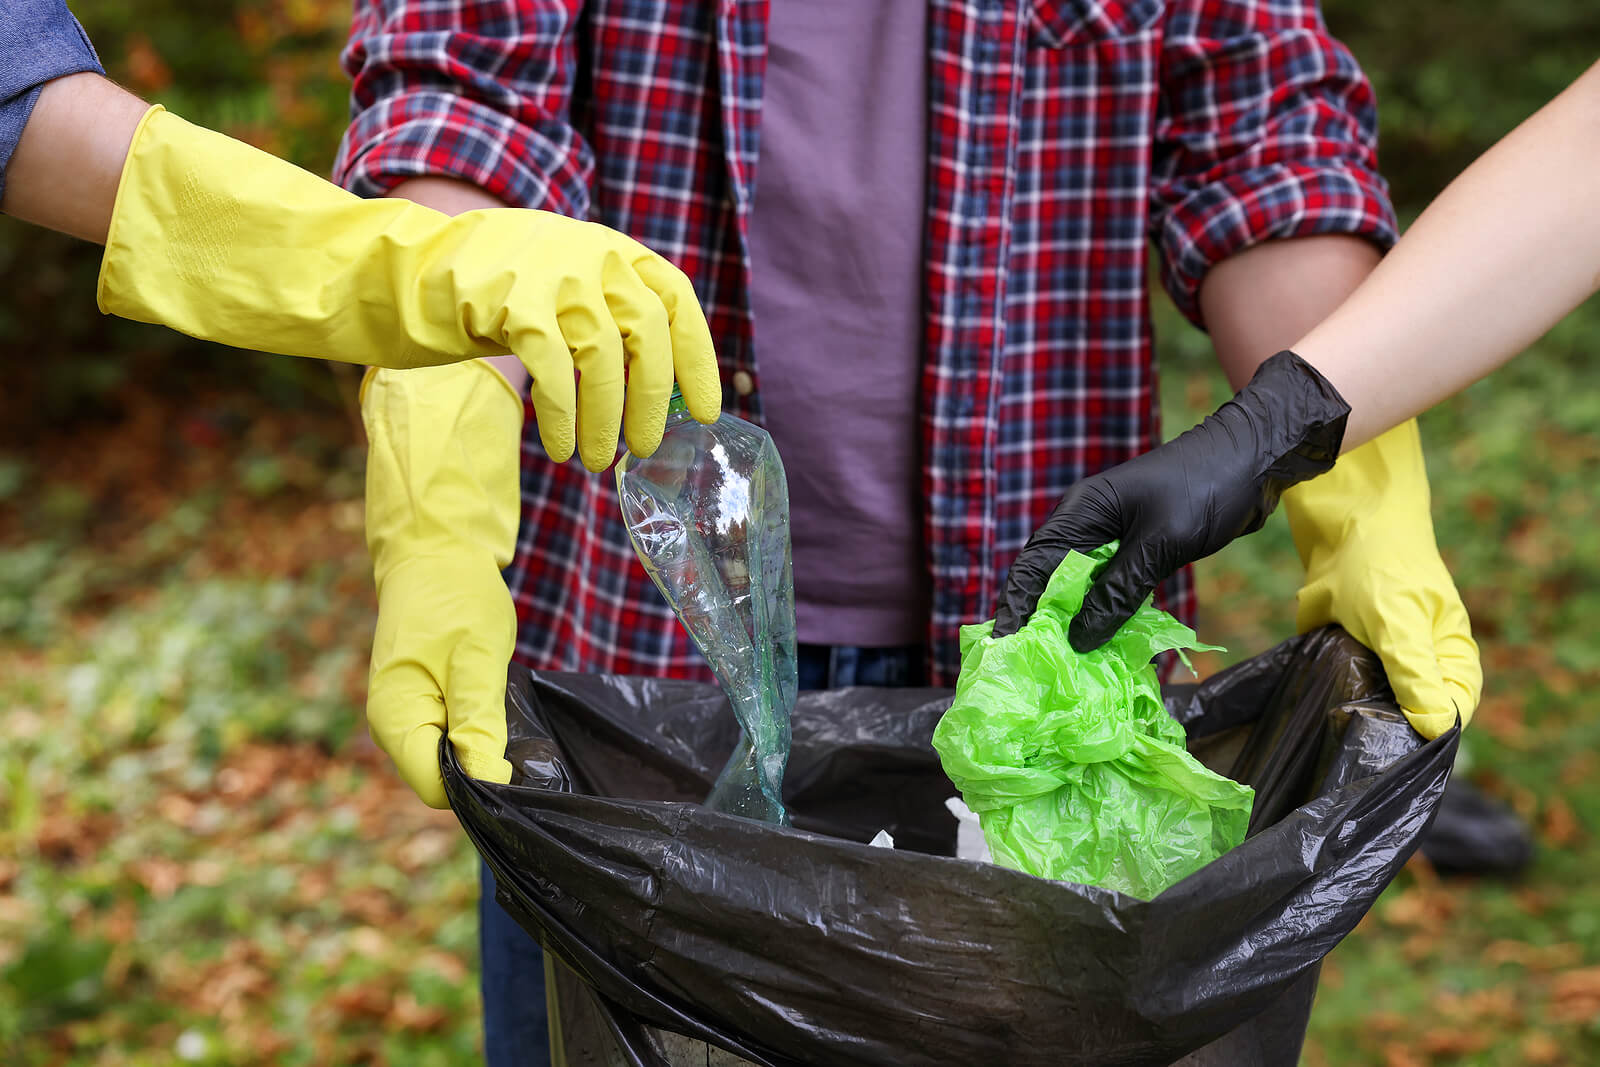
100, 106, 720, 471
1282, 420, 1481, 738
362, 360, 524, 807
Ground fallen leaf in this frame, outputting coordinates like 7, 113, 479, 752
1381, 1041, 1425, 1067
1559, 751, 1599, 788
1477, 694, 1532, 748
157, 793, 199, 828
1549, 967, 1600, 1024
1515, 888, 1554, 918
388, 991, 448, 1032
330, 983, 392, 1024
103, 896, 139, 945
1520, 1029, 1566, 1065
1366, 1011, 1409, 1035
416, 949, 469, 985
1421, 1026, 1492, 1056
129, 857, 185, 898
396, 828, 456, 873
36, 810, 118, 865
1402, 850, 1440, 888
347, 925, 388, 960
1540, 797, 1584, 849
123, 33, 174, 93
1382, 886, 1458, 931
340, 887, 398, 927
0, 894, 32, 925
1484, 940, 1582, 972
186, 859, 226, 887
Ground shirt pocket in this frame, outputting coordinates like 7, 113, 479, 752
1028, 0, 1164, 48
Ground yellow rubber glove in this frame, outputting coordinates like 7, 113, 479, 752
99, 106, 720, 470
1282, 420, 1481, 738
362, 361, 523, 807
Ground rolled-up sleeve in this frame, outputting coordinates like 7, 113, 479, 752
1149, 0, 1398, 326
332, 0, 591, 216
0, 0, 104, 201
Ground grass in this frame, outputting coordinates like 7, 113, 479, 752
2, 291, 1598, 1064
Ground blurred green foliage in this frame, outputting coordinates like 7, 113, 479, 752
0, 0, 353, 431
1324, 0, 1600, 210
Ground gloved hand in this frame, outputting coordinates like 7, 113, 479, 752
99, 106, 720, 470
994, 351, 1350, 648
1282, 420, 1481, 738
362, 360, 522, 808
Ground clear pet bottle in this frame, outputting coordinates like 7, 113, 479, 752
614, 388, 797, 824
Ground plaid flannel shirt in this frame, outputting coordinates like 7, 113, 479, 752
334, 0, 1397, 686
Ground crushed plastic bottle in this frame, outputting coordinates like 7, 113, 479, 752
615, 388, 797, 824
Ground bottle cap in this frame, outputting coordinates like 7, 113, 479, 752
667, 384, 687, 416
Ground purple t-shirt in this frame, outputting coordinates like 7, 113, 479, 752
748, 0, 929, 647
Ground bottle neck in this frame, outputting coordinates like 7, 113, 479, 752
663, 384, 703, 430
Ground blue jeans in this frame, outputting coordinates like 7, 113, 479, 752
479, 862, 551, 1067
795, 642, 928, 690
478, 642, 927, 1065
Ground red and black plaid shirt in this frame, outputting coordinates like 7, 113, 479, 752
334, 0, 1396, 686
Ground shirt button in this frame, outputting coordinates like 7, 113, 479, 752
731, 371, 755, 396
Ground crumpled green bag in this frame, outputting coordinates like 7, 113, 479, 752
933, 545, 1254, 899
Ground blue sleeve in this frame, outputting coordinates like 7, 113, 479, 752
0, 1, 106, 201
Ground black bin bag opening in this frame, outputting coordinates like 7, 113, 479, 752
443, 626, 1458, 1067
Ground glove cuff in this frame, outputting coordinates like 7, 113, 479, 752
1238, 350, 1352, 495
95, 104, 166, 317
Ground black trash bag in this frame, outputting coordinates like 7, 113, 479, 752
1418, 777, 1535, 876
444, 627, 1458, 1067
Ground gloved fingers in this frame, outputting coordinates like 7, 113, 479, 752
1067, 538, 1165, 653
992, 560, 1054, 638
443, 635, 515, 788
631, 253, 720, 424
1314, 576, 1465, 741
558, 282, 628, 472
516, 311, 579, 465
366, 658, 452, 809
601, 257, 674, 458
1400, 595, 1481, 739
1432, 596, 1484, 727
993, 482, 1123, 638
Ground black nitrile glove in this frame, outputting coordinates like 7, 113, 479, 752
992, 351, 1351, 651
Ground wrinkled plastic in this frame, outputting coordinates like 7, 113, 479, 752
935, 546, 1252, 897
615, 393, 797, 824
444, 627, 1458, 1067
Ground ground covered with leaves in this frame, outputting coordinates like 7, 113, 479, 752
1, 370, 482, 1065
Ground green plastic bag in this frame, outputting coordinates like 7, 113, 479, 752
933, 545, 1254, 899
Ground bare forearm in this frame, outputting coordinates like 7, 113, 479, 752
1199, 235, 1382, 390
1, 73, 149, 244
1295, 61, 1600, 448
385, 177, 530, 393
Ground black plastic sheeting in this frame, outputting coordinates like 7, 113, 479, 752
1419, 777, 1535, 876
444, 627, 1459, 1067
